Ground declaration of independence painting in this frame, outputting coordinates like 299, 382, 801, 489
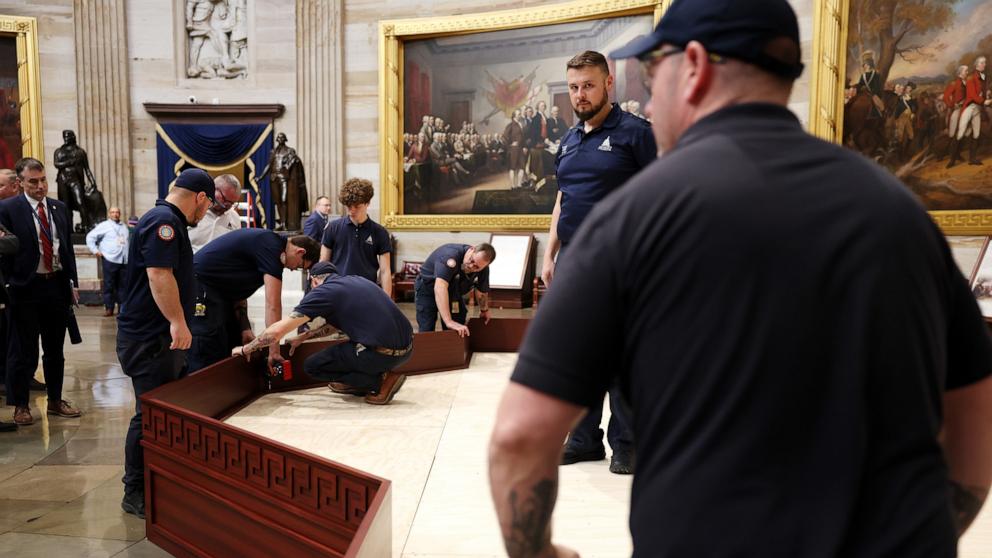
843, 0, 992, 210
401, 14, 653, 215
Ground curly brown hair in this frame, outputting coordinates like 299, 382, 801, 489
338, 178, 374, 206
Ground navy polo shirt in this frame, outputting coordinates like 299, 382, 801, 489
294, 273, 412, 349
193, 228, 285, 301
555, 103, 657, 244
117, 200, 195, 341
321, 215, 391, 283
418, 243, 489, 298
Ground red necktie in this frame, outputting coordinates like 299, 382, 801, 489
37, 202, 53, 272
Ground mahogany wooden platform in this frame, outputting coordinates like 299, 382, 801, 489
139, 318, 529, 557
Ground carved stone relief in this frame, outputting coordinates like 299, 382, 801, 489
184, 0, 248, 79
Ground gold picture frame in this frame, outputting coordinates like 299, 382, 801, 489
0, 15, 43, 162
378, 0, 668, 231
810, 0, 992, 235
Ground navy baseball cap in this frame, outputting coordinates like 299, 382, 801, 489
309, 262, 338, 278
610, 0, 804, 80
174, 168, 215, 201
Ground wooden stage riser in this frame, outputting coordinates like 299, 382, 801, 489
139, 318, 530, 557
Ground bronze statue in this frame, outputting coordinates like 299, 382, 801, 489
53, 130, 107, 232
258, 132, 308, 231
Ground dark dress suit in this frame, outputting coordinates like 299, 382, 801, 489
303, 211, 328, 242
0, 224, 18, 393
0, 195, 77, 407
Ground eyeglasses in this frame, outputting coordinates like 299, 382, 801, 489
638, 47, 726, 94
213, 189, 235, 210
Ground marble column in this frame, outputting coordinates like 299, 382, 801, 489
296, 0, 344, 210
73, 0, 134, 216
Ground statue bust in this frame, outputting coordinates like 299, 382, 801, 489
185, 0, 247, 79
53, 129, 107, 232
258, 132, 308, 231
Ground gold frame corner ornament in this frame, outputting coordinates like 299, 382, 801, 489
0, 14, 43, 163
810, 0, 989, 235
378, 0, 664, 231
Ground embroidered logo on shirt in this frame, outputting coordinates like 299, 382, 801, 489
446, 258, 457, 268
365, 236, 373, 245
598, 136, 612, 152
561, 145, 568, 155
157, 225, 175, 241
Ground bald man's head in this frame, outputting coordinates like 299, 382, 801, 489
0, 169, 18, 200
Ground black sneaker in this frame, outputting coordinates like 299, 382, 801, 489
561, 445, 606, 465
609, 449, 635, 475
121, 491, 146, 519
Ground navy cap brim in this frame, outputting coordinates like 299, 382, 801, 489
610, 32, 664, 60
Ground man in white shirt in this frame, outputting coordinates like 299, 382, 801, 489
188, 173, 242, 253
86, 206, 129, 316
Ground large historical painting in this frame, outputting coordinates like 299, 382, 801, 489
0, 35, 19, 168
400, 15, 653, 217
0, 15, 41, 163
842, 0, 992, 211
380, 0, 665, 231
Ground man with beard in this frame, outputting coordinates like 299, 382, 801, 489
540, 50, 657, 475
116, 168, 215, 518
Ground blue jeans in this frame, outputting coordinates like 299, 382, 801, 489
304, 342, 412, 390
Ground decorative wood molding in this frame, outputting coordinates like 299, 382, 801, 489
139, 318, 529, 556
143, 103, 286, 123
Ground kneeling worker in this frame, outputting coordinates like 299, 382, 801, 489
188, 228, 320, 372
233, 262, 413, 405
415, 243, 496, 336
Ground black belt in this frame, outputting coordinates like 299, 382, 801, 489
374, 344, 412, 357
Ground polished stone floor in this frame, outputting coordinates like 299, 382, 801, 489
1, 288, 991, 556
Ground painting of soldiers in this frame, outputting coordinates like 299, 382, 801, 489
843, 0, 992, 210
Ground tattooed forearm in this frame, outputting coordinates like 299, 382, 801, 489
243, 332, 279, 356
951, 481, 989, 535
305, 324, 338, 340
504, 478, 556, 558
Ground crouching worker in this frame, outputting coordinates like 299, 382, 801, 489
232, 262, 414, 405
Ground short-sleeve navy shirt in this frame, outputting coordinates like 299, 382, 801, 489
117, 200, 195, 341
321, 216, 391, 283
418, 243, 489, 298
514, 104, 992, 557
193, 228, 285, 300
293, 274, 412, 349
555, 103, 657, 244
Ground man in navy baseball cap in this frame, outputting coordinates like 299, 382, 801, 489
611, 0, 804, 80
489, 0, 992, 556
173, 168, 216, 201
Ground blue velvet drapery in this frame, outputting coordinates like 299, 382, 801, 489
155, 123, 273, 228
